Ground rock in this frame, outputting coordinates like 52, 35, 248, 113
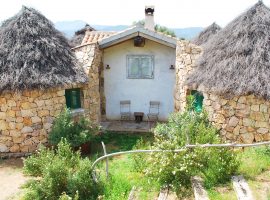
0, 112, 6, 120
0, 120, 8, 131
255, 121, 269, 128
228, 116, 239, 127
0, 143, 8, 152
243, 118, 255, 127
10, 144, 20, 152
21, 102, 32, 109
257, 128, 268, 134
21, 126, 33, 133
251, 105, 259, 112
260, 104, 268, 113
31, 116, 41, 123
38, 110, 49, 117
13, 137, 24, 143
263, 133, 270, 140
240, 133, 254, 143
21, 110, 34, 117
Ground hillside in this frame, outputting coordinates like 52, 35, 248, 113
55, 20, 203, 40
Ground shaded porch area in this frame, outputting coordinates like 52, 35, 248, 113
100, 121, 156, 133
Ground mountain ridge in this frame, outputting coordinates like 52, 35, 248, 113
55, 20, 203, 40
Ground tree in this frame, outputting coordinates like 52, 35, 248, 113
132, 20, 176, 37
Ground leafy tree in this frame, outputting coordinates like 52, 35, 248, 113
132, 20, 176, 37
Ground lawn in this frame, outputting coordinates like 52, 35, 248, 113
92, 132, 270, 200
91, 131, 160, 200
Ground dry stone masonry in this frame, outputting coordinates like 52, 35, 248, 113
203, 93, 270, 143
74, 44, 102, 122
174, 40, 202, 112
0, 84, 90, 154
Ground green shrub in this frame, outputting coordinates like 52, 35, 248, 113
23, 139, 100, 200
144, 110, 239, 197
48, 108, 99, 147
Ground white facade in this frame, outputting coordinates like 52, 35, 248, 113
103, 39, 176, 121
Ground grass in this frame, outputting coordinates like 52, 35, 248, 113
100, 155, 160, 200
92, 131, 159, 199
238, 146, 270, 178
92, 131, 153, 154
207, 183, 237, 200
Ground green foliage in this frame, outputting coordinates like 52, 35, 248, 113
132, 20, 176, 37
144, 110, 239, 197
23, 139, 100, 200
48, 108, 99, 147
238, 146, 270, 178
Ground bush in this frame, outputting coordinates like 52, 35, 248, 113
23, 139, 100, 200
48, 108, 99, 147
144, 110, 239, 197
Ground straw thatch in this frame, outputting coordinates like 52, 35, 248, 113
0, 6, 87, 93
186, 1, 270, 99
192, 22, 221, 46
70, 24, 95, 47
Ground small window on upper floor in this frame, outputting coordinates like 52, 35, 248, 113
127, 55, 154, 79
65, 88, 82, 109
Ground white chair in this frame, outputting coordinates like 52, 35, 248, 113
147, 101, 160, 127
120, 100, 131, 121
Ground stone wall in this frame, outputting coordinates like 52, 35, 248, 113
74, 44, 102, 122
0, 84, 90, 154
174, 40, 202, 112
203, 93, 270, 143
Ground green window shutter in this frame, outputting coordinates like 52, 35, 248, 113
65, 88, 81, 109
191, 90, 204, 112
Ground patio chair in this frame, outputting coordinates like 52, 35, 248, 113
147, 101, 160, 127
120, 100, 131, 121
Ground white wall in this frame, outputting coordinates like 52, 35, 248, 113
103, 39, 176, 121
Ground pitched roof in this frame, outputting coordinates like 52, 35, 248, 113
0, 6, 87, 93
186, 1, 270, 99
81, 31, 116, 45
98, 26, 177, 49
192, 23, 221, 46
70, 24, 96, 47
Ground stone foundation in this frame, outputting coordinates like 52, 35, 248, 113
204, 93, 270, 143
0, 84, 91, 154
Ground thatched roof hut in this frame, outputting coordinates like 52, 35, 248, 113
0, 6, 87, 93
186, 1, 270, 99
70, 24, 95, 47
192, 22, 221, 46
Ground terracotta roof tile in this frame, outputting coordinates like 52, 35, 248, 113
81, 31, 116, 45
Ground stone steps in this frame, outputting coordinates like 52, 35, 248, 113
128, 174, 254, 200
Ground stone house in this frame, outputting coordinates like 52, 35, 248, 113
0, 7, 91, 154
73, 6, 180, 121
185, 1, 270, 143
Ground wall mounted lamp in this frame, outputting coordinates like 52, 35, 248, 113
170, 65, 175, 70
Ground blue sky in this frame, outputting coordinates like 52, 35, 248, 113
0, 0, 268, 28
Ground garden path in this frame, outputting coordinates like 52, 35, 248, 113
0, 158, 28, 200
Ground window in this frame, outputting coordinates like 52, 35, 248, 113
127, 55, 154, 79
65, 88, 82, 109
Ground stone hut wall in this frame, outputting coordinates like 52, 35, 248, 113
74, 44, 102, 122
203, 93, 270, 143
174, 40, 202, 112
0, 84, 90, 154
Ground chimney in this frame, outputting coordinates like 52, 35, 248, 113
145, 6, 155, 31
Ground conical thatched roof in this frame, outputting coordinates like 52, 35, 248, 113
192, 22, 221, 46
0, 6, 87, 93
186, 1, 270, 99
70, 24, 95, 47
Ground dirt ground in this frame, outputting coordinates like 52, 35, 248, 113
0, 158, 28, 200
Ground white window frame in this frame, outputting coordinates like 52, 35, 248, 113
126, 55, 154, 79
